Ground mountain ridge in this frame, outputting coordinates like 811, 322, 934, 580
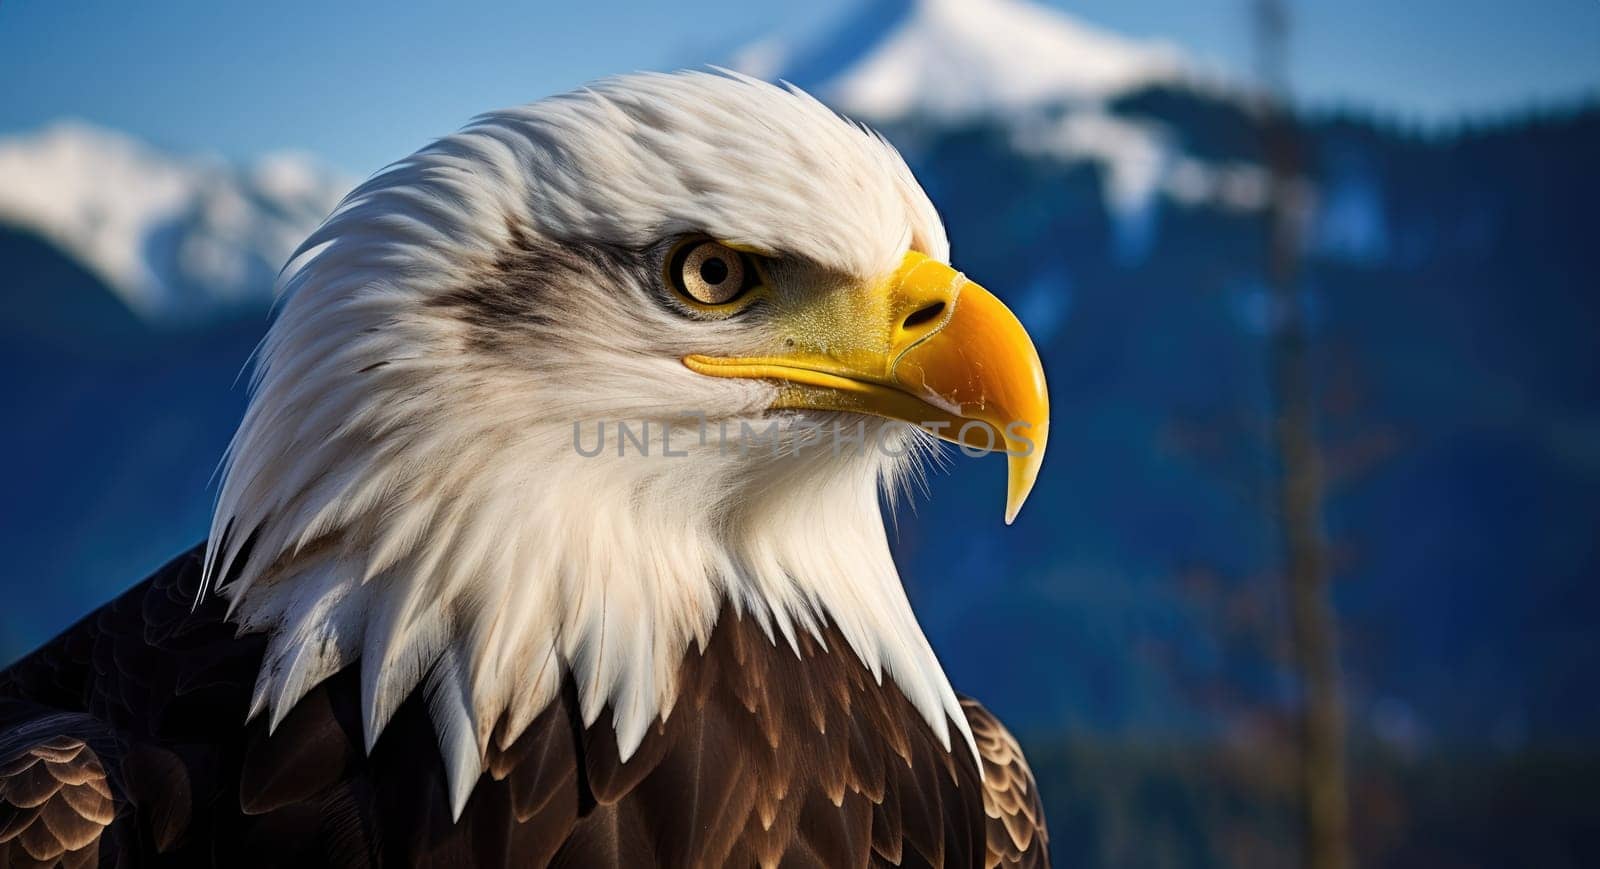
734, 0, 1190, 120
0, 121, 350, 326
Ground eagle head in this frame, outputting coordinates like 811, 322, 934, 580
205, 70, 1048, 816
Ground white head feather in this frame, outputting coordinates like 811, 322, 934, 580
204, 70, 975, 818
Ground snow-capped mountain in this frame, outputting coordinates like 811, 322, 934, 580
0, 122, 351, 325
733, 0, 1187, 120
733, 0, 1260, 227
1, 0, 1195, 329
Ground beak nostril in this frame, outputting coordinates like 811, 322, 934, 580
902, 301, 946, 331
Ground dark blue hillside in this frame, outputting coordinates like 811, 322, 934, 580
881, 93, 1600, 748
0, 228, 263, 659
1, 227, 147, 349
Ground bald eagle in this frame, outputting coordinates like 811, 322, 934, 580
0, 71, 1050, 867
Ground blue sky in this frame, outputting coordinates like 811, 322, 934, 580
2, 0, 1596, 175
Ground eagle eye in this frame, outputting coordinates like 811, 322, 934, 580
669, 239, 758, 307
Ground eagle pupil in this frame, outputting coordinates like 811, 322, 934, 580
699, 257, 729, 285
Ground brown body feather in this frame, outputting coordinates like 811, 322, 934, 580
0, 547, 1047, 867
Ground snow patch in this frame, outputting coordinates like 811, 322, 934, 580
1012, 262, 1072, 345
1313, 156, 1390, 262
1010, 110, 1273, 235
1012, 111, 1169, 214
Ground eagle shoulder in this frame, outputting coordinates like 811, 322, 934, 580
960, 696, 1050, 868
0, 545, 260, 863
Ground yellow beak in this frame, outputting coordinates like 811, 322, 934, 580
684, 250, 1049, 523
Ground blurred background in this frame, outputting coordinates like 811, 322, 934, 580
3, 0, 1597, 865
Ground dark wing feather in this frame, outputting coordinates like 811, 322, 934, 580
0, 718, 116, 869
0, 546, 271, 864
961, 696, 1050, 867
238, 687, 358, 815
118, 742, 191, 853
